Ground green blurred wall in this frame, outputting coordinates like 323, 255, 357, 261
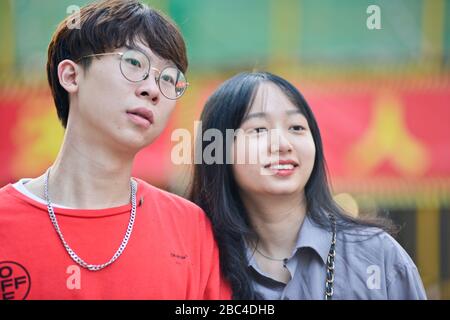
0, 0, 448, 77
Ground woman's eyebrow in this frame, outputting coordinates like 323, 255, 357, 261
286, 109, 303, 116
242, 110, 304, 122
242, 112, 267, 122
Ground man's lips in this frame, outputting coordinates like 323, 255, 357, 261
126, 107, 154, 128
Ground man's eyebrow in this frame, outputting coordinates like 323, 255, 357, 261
125, 44, 141, 51
125, 44, 152, 57
125, 44, 176, 68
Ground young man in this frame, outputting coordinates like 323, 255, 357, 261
0, 0, 231, 300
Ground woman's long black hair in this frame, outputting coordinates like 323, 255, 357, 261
189, 72, 396, 300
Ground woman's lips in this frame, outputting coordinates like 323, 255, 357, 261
269, 166, 297, 177
272, 168, 296, 176
264, 161, 299, 177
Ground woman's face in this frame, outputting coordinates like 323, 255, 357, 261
232, 82, 316, 198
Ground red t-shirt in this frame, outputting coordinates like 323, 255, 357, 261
0, 178, 231, 300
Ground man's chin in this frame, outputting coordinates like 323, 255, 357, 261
131, 135, 158, 150
112, 131, 159, 153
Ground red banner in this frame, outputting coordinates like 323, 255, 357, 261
1, 78, 449, 200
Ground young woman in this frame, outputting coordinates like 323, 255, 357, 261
190, 72, 426, 300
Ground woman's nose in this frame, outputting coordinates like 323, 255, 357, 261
269, 129, 293, 154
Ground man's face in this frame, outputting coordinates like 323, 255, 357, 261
71, 42, 178, 152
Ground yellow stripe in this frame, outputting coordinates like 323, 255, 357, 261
416, 205, 440, 298
443, 279, 450, 300
268, 0, 300, 70
441, 210, 450, 300
0, 0, 15, 78
421, 0, 445, 70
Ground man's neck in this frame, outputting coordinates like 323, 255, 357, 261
24, 131, 137, 209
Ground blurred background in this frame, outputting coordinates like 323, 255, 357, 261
0, 0, 449, 299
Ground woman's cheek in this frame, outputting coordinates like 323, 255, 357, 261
300, 142, 316, 177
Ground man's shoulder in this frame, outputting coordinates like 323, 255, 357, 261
135, 178, 206, 217
0, 183, 40, 222
0, 183, 22, 207
135, 179, 215, 238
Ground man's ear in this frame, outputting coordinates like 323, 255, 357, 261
57, 60, 82, 94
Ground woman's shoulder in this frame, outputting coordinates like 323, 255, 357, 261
334, 224, 426, 299
339, 225, 417, 270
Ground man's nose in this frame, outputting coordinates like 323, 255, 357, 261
136, 69, 160, 104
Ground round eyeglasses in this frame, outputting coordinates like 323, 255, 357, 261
79, 49, 188, 100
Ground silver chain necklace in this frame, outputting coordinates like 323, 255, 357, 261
44, 168, 137, 271
255, 246, 288, 261
253, 214, 337, 300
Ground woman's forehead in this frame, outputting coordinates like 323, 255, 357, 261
248, 82, 300, 115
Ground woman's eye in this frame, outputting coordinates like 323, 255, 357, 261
290, 125, 305, 131
253, 127, 268, 134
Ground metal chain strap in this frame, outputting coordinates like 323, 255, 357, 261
44, 168, 137, 271
325, 213, 337, 300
